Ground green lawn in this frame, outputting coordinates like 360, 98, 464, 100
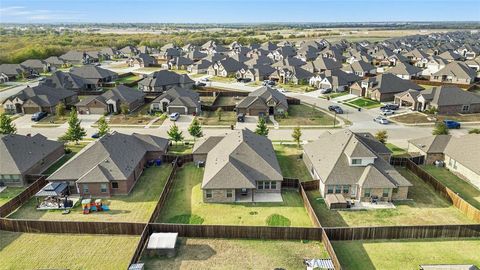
116, 74, 141, 84
168, 143, 193, 154
42, 143, 89, 175
157, 164, 313, 227
142, 238, 329, 270
200, 96, 216, 106
333, 238, 480, 270
274, 144, 312, 181
197, 111, 236, 126
385, 143, 409, 157
37, 113, 69, 124
212, 96, 239, 106
307, 168, 474, 227
422, 165, 480, 210
8, 165, 173, 222
346, 98, 382, 109
275, 104, 338, 126
0, 187, 25, 206
0, 230, 139, 270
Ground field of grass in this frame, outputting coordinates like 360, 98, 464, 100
333, 238, 480, 270
275, 104, 338, 126
0, 230, 139, 270
116, 74, 141, 84
168, 144, 193, 154
0, 187, 25, 206
197, 111, 236, 126
346, 98, 382, 109
42, 143, 89, 175
8, 165, 172, 222
157, 164, 313, 227
274, 144, 312, 181
141, 237, 328, 270
385, 143, 409, 157
307, 168, 474, 227
422, 165, 480, 210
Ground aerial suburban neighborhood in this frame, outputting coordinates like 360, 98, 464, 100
0, 1, 479, 269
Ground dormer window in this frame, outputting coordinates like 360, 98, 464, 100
351, 158, 362, 165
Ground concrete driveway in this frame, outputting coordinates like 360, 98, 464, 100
12, 114, 34, 128
236, 115, 258, 130
162, 115, 194, 128
78, 114, 102, 128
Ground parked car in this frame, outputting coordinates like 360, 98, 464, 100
374, 116, 389, 125
443, 120, 461, 129
195, 81, 206, 87
169, 112, 180, 121
320, 88, 332, 94
277, 88, 287, 93
380, 104, 400, 111
328, 105, 343, 114
31, 111, 47, 122
262, 80, 276, 86
91, 132, 100, 139
382, 109, 395, 116
237, 113, 245, 122
200, 78, 209, 82
237, 78, 251, 83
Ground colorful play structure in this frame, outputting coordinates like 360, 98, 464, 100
81, 198, 110, 214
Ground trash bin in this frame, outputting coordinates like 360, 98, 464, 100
358, 107, 361, 112
155, 159, 162, 166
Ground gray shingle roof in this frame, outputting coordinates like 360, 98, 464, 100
8, 85, 76, 107
138, 70, 194, 88
432, 61, 476, 80
366, 73, 423, 94
70, 65, 118, 80
419, 86, 480, 107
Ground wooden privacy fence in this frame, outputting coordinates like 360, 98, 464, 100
0, 176, 47, 217
302, 180, 320, 191
406, 160, 480, 223
149, 223, 324, 241
0, 219, 146, 235
281, 178, 300, 188
129, 225, 150, 266
322, 229, 342, 270
299, 184, 322, 228
162, 153, 193, 164
148, 158, 178, 223
325, 224, 480, 241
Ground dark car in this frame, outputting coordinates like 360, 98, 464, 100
443, 120, 461, 129
91, 132, 100, 139
195, 81, 206, 87
237, 78, 252, 83
237, 113, 245, 122
262, 80, 276, 86
328, 105, 343, 114
380, 104, 400, 111
31, 111, 47, 122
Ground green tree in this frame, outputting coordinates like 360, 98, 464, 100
120, 103, 129, 119
167, 124, 184, 145
55, 102, 66, 119
468, 128, 480, 134
432, 122, 450, 135
375, 130, 388, 144
60, 110, 86, 144
0, 113, 16, 134
97, 116, 110, 137
216, 107, 223, 121
292, 126, 302, 147
188, 118, 203, 141
255, 117, 269, 136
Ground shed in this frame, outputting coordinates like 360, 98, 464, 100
145, 232, 179, 258
324, 194, 348, 209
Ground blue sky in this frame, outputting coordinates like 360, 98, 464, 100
1, 0, 479, 23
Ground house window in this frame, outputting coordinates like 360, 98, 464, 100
226, 189, 233, 198
271, 181, 277, 189
327, 186, 334, 194
343, 186, 349, 194
112, 182, 119, 189
264, 181, 270, 189
335, 185, 342, 193
364, 188, 371, 197
462, 105, 470, 112
393, 188, 398, 194
257, 181, 264, 190
382, 188, 389, 197
100, 184, 108, 193
206, 190, 212, 198
351, 159, 362, 165
83, 184, 89, 194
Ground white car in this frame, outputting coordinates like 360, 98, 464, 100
169, 112, 180, 121
374, 116, 389, 125
382, 109, 395, 116
277, 88, 287, 93
200, 78, 210, 82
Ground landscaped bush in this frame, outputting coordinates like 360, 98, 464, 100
266, 214, 291, 227
168, 214, 204, 224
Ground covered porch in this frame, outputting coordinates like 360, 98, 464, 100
235, 189, 283, 203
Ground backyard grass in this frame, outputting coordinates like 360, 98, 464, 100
422, 165, 480, 210
385, 143, 409, 157
168, 143, 194, 154
116, 74, 141, 84
345, 97, 382, 109
0, 230, 139, 270
157, 164, 313, 227
275, 104, 338, 126
42, 143, 89, 175
0, 187, 25, 206
333, 238, 480, 270
307, 168, 474, 227
8, 165, 173, 222
200, 96, 216, 106
141, 237, 329, 270
274, 144, 313, 181
212, 96, 241, 106
197, 111, 236, 126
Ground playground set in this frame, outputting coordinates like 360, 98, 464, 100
81, 198, 110, 214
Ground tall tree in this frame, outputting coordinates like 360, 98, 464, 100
60, 110, 86, 144
0, 113, 17, 134
255, 117, 269, 136
167, 124, 184, 145
97, 116, 110, 137
216, 107, 223, 121
188, 118, 203, 141
432, 122, 450, 135
55, 102, 66, 119
292, 126, 302, 147
375, 130, 388, 144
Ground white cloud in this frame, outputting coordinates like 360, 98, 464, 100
0, 6, 85, 22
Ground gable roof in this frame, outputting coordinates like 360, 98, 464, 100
202, 129, 283, 189
419, 86, 480, 107
236, 86, 288, 109
138, 70, 194, 88
70, 65, 118, 80
408, 135, 452, 154
432, 61, 476, 80
41, 71, 92, 90
386, 62, 423, 76
8, 85, 76, 107
365, 73, 423, 94
0, 64, 26, 77
444, 134, 480, 175
152, 87, 200, 109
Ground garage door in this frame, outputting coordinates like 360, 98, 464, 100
87, 107, 106, 115
23, 106, 41, 114
168, 107, 187, 114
